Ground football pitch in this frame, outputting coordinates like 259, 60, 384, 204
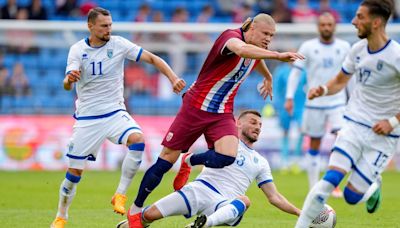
1, 170, 399, 228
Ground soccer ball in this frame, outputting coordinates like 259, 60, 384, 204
309, 204, 336, 228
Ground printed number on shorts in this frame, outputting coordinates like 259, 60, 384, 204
373, 151, 388, 169
236, 154, 245, 166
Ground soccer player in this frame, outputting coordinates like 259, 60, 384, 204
126, 13, 304, 227
284, 12, 351, 196
50, 7, 186, 228
295, 0, 400, 227
117, 110, 301, 228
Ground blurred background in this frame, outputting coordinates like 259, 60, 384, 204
0, 0, 400, 172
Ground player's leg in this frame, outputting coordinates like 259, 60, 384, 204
108, 113, 146, 215
296, 121, 360, 228
295, 153, 350, 228
302, 109, 325, 189
51, 119, 104, 228
204, 195, 249, 227
187, 113, 238, 168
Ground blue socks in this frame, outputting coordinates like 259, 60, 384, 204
134, 157, 173, 207
190, 149, 235, 168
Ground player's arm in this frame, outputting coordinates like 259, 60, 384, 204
255, 60, 273, 100
372, 113, 400, 135
139, 50, 186, 94
260, 182, 301, 216
63, 70, 80, 91
225, 38, 304, 62
284, 66, 303, 115
308, 70, 351, 100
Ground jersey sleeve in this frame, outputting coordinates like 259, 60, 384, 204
255, 156, 273, 187
65, 44, 81, 74
217, 30, 242, 56
119, 36, 143, 62
292, 42, 308, 70
341, 44, 357, 75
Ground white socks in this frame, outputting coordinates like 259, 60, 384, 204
56, 179, 78, 219
206, 200, 245, 227
306, 151, 320, 189
295, 179, 335, 228
116, 149, 143, 194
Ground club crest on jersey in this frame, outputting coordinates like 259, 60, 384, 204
82, 53, 88, 60
107, 49, 113, 58
377, 60, 383, 71
166, 132, 174, 142
68, 143, 74, 153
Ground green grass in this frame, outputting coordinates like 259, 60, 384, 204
0, 170, 399, 228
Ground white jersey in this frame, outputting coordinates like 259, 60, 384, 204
294, 38, 350, 108
196, 141, 273, 199
66, 36, 143, 118
342, 39, 400, 136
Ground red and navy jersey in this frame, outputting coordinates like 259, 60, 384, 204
185, 28, 260, 113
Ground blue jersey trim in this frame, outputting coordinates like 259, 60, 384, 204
177, 190, 192, 218
136, 48, 143, 62
305, 104, 345, 110
85, 37, 108, 48
258, 179, 273, 187
66, 153, 96, 161
66, 70, 72, 75
195, 179, 221, 194
73, 109, 125, 120
118, 127, 142, 144
341, 67, 351, 75
332, 147, 372, 185
344, 115, 400, 138
367, 39, 391, 54
239, 140, 253, 151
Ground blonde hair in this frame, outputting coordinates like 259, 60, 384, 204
241, 13, 275, 32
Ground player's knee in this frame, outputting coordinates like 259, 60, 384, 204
142, 206, 159, 222
231, 198, 247, 216
127, 132, 144, 145
322, 169, 344, 187
237, 195, 251, 209
343, 186, 363, 205
205, 151, 235, 168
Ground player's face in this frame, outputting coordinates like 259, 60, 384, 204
90, 14, 112, 42
352, 5, 373, 39
318, 16, 335, 41
239, 114, 262, 143
251, 22, 275, 49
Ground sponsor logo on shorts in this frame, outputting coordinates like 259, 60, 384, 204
166, 132, 174, 142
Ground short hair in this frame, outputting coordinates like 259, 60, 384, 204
87, 7, 111, 23
361, 0, 393, 23
238, 110, 262, 120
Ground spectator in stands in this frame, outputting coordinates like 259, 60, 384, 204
1, 0, 20, 19
6, 8, 36, 54
79, 0, 97, 16
124, 62, 153, 97
232, 2, 254, 23
27, 0, 48, 20
271, 0, 292, 23
318, 0, 340, 22
56, 0, 79, 17
150, 11, 168, 42
197, 5, 214, 23
134, 4, 151, 22
0, 66, 9, 95
9, 62, 31, 97
291, 0, 317, 23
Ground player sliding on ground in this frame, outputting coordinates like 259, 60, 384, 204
117, 110, 301, 228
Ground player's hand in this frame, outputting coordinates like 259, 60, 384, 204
259, 78, 273, 100
172, 77, 186, 94
284, 99, 293, 116
66, 70, 80, 83
308, 86, 325, 100
277, 52, 305, 62
372, 119, 393, 135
